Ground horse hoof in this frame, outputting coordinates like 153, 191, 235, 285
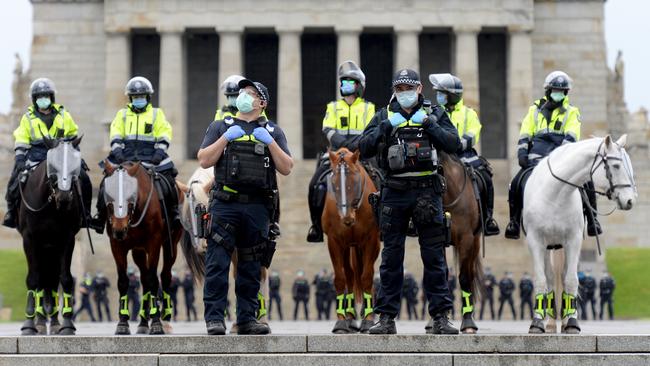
58, 327, 75, 336
562, 326, 580, 334
332, 320, 350, 334
21, 326, 37, 336
136, 325, 149, 334
149, 321, 164, 335
35, 324, 47, 335
529, 318, 545, 334
460, 317, 478, 334
359, 319, 374, 334
562, 318, 581, 334
115, 323, 131, 335
163, 321, 173, 334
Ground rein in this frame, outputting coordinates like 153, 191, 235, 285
443, 163, 469, 209
128, 167, 155, 228
19, 172, 53, 213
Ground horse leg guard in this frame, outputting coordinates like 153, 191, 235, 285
257, 292, 268, 322
58, 292, 76, 335
136, 292, 150, 334
149, 295, 164, 335
561, 292, 581, 334
332, 294, 350, 334
528, 293, 546, 334
345, 293, 359, 332
21, 290, 38, 336
115, 295, 131, 335
545, 291, 558, 333
460, 291, 478, 333
359, 292, 374, 333
161, 291, 173, 322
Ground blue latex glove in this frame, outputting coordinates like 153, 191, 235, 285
224, 125, 245, 141
389, 112, 407, 127
411, 110, 428, 124
253, 127, 274, 145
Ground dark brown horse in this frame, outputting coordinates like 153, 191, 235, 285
439, 151, 483, 333
322, 148, 380, 334
102, 161, 184, 335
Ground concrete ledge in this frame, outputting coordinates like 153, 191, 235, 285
0, 337, 17, 354
454, 353, 650, 366
158, 353, 453, 366
17, 335, 306, 354
598, 335, 650, 352
0, 354, 158, 366
307, 334, 597, 353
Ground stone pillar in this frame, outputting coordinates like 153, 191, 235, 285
336, 27, 361, 66
395, 26, 421, 71
277, 27, 303, 159
104, 31, 130, 123
453, 25, 481, 110
158, 28, 186, 160
507, 28, 533, 175
217, 27, 244, 107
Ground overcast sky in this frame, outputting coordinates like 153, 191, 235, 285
0, 0, 648, 114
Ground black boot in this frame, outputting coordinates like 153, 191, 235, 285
583, 182, 602, 236
307, 225, 323, 243
206, 320, 226, 335
505, 198, 521, 240
237, 320, 270, 335
428, 311, 459, 335
2, 209, 17, 229
484, 217, 500, 236
368, 314, 396, 335
90, 213, 106, 234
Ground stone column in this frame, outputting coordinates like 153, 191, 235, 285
507, 28, 533, 175
453, 25, 481, 110
336, 27, 361, 66
104, 31, 130, 123
395, 26, 421, 71
217, 27, 244, 107
158, 28, 186, 160
277, 27, 303, 159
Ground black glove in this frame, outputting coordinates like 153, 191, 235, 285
15, 156, 26, 172
112, 148, 125, 164
151, 149, 166, 165
518, 155, 529, 169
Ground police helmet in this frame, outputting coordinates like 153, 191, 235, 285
125, 76, 154, 96
338, 60, 366, 92
429, 73, 463, 105
30, 78, 56, 102
543, 71, 572, 91
221, 74, 245, 97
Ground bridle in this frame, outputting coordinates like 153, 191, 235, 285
330, 153, 365, 217
107, 164, 154, 228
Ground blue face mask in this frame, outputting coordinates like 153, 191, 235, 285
132, 97, 148, 109
436, 91, 448, 106
340, 80, 356, 96
36, 97, 51, 110
236, 92, 254, 113
550, 91, 565, 103
227, 96, 238, 107
396, 90, 418, 109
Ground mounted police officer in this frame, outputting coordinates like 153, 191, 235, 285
3, 77, 93, 229
215, 75, 245, 120
90, 76, 180, 233
306, 60, 375, 242
429, 73, 499, 235
360, 69, 460, 335
198, 79, 292, 335
505, 71, 601, 239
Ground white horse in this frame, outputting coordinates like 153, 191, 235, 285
523, 135, 636, 334
178, 167, 270, 330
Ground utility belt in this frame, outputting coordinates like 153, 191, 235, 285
383, 174, 445, 192
211, 188, 275, 206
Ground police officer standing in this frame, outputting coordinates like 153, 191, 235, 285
292, 270, 310, 321
307, 61, 375, 242
73, 273, 96, 322
181, 270, 197, 321
599, 271, 615, 320
402, 271, 419, 320
313, 269, 332, 320
498, 271, 516, 320
360, 69, 460, 335
169, 271, 180, 321
126, 267, 140, 322
93, 271, 111, 322
480, 267, 496, 320
579, 269, 597, 320
519, 272, 534, 320
198, 78, 292, 335
268, 270, 283, 321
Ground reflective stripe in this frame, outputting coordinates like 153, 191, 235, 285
154, 143, 169, 151
533, 106, 572, 134
14, 143, 30, 150
362, 101, 369, 126
120, 295, 129, 315
392, 171, 435, 178
334, 128, 364, 135
460, 155, 480, 164
461, 291, 474, 314
336, 294, 345, 316
517, 143, 528, 150
363, 292, 373, 317
125, 134, 155, 142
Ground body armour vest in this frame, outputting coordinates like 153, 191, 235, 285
214, 133, 276, 193
379, 110, 438, 175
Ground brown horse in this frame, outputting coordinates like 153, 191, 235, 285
439, 151, 483, 333
322, 148, 380, 334
102, 161, 184, 335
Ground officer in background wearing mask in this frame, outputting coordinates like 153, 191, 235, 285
3, 78, 93, 229
306, 60, 375, 242
198, 79, 293, 335
214, 75, 268, 121
360, 69, 460, 335
429, 73, 499, 235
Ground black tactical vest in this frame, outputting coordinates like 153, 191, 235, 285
214, 135, 276, 193
379, 110, 438, 175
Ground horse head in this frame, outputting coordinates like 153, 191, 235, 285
592, 134, 637, 210
328, 148, 365, 226
45, 135, 83, 210
103, 161, 140, 240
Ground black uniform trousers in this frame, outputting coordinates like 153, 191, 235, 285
203, 199, 267, 324
374, 186, 452, 318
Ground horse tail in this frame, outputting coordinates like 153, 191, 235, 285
180, 230, 205, 284
352, 246, 363, 304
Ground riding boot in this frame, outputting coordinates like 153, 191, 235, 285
481, 170, 500, 236
79, 166, 93, 228
307, 165, 327, 243
2, 200, 18, 229
504, 196, 521, 240
3, 164, 22, 228
583, 183, 602, 236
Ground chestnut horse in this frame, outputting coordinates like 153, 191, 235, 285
439, 151, 484, 333
322, 148, 380, 334
102, 162, 184, 335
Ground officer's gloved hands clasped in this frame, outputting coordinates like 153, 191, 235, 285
113, 148, 125, 164
224, 125, 245, 141
253, 127, 274, 145
151, 149, 165, 165
411, 110, 428, 124
518, 155, 529, 169
389, 112, 407, 127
